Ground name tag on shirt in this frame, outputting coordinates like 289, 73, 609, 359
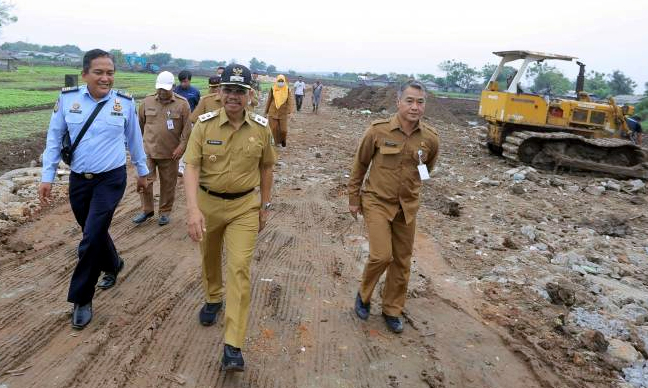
166, 119, 175, 130
418, 164, 430, 180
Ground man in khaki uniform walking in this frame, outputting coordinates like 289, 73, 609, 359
133, 71, 191, 226
348, 81, 439, 333
184, 64, 276, 372
190, 77, 223, 124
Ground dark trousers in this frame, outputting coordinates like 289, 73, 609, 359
67, 166, 127, 305
295, 94, 304, 111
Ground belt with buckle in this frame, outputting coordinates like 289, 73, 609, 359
200, 186, 254, 200
71, 171, 96, 179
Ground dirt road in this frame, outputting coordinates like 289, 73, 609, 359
1, 92, 643, 388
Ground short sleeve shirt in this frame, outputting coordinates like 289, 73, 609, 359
184, 108, 277, 193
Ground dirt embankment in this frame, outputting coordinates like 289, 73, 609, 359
331, 85, 480, 126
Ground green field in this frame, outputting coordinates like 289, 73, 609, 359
0, 65, 212, 110
0, 110, 52, 141
0, 65, 276, 141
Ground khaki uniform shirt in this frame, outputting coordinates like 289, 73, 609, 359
264, 88, 295, 119
138, 93, 192, 159
191, 92, 223, 123
348, 115, 440, 224
185, 108, 277, 193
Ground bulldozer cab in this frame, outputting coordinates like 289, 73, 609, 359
486, 50, 576, 94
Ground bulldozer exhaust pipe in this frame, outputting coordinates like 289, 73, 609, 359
576, 61, 586, 95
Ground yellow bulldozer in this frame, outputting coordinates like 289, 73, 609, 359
478, 50, 647, 179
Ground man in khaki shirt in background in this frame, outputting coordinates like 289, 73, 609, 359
348, 80, 439, 334
190, 76, 223, 124
133, 71, 191, 226
184, 64, 276, 372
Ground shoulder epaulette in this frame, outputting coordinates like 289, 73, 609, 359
61, 86, 78, 93
371, 118, 390, 126
174, 93, 188, 101
251, 113, 268, 127
203, 92, 220, 98
116, 90, 133, 100
421, 122, 439, 136
199, 110, 219, 123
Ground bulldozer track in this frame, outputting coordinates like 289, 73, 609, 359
500, 131, 648, 179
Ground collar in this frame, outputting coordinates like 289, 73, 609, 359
218, 108, 252, 129
155, 92, 176, 103
81, 85, 113, 102
390, 114, 420, 133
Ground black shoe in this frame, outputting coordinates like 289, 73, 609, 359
382, 313, 404, 333
199, 302, 222, 326
222, 344, 245, 372
354, 293, 370, 320
132, 211, 154, 224
72, 302, 92, 329
281, 141, 286, 147
97, 258, 124, 290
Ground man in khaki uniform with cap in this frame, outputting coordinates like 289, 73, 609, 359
190, 76, 223, 124
133, 71, 191, 226
184, 63, 276, 372
348, 80, 439, 333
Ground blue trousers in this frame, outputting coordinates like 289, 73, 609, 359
67, 166, 126, 305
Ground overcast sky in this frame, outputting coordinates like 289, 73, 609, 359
4, 0, 647, 92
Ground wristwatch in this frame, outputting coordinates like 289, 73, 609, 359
263, 202, 272, 210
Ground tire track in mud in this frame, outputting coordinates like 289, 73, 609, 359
0, 97, 566, 388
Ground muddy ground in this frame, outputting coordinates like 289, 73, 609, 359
1, 88, 647, 388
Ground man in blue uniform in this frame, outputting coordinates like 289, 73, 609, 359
38, 49, 149, 330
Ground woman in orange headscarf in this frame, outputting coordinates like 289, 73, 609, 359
264, 74, 295, 147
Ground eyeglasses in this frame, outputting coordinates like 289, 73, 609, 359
221, 87, 248, 95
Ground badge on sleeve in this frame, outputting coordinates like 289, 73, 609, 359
53, 98, 59, 113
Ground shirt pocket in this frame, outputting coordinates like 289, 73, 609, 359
64, 114, 84, 130
376, 141, 402, 169
106, 115, 125, 127
144, 107, 158, 123
202, 144, 227, 172
235, 142, 263, 171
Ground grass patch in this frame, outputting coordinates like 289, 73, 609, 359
0, 110, 52, 141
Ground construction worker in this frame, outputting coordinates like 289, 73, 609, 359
184, 63, 276, 371
38, 49, 149, 329
264, 74, 294, 147
626, 115, 643, 146
348, 80, 439, 333
133, 71, 192, 226
190, 76, 222, 124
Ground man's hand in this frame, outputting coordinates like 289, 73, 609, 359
187, 207, 206, 242
38, 182, 52, 206
136, 175, 149, 193
259, 209, 269, 232
171, 145, 184, 160
349, 205, 362, 220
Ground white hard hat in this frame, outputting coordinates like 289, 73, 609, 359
155, 71, 175, 90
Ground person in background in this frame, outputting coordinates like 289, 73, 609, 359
626, 114, 643, 146
174, 70, 201, 112
133, 71, 191, 226
264, 74, 294, 147
293, 76, 306, 112
312, 80, 324, 114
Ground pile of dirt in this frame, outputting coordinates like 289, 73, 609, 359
331, 86, 468, 126
0, 133, 47, 175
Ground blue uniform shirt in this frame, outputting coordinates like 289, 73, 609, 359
173, 85, 201, 111
41, 85, 149, 183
